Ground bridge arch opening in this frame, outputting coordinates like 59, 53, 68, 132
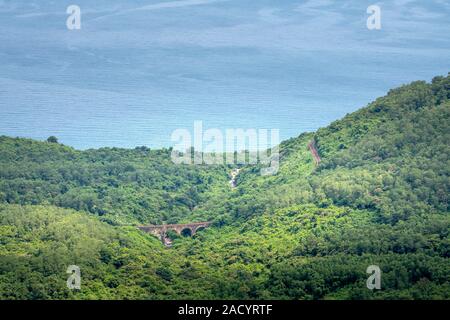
181, 228, 192, 237
194, 227, 206, 236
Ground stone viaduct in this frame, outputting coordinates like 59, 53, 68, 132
138, 222, 212, 246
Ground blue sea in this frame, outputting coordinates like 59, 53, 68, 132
1, 0, 449, 149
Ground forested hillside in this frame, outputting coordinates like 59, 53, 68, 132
0, 139, 229, 225
0, 74, 449, 299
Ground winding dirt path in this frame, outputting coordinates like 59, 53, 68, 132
308, 140, 321, 166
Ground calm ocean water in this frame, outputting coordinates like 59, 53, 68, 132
1, 0, 449, 149
0, 75, 381, 149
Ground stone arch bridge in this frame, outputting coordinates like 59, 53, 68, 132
138, 222, 212, 246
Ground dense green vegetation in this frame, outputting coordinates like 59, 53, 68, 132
0, 74, 449, 299
0, 139, 229, 225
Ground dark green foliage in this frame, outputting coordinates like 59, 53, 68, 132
46, 136, 59, 144
0, 73, 449, 299
0, 138, 229, 224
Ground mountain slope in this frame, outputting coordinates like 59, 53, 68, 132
0, 138, 229, 225
0, 73, 449, 300
214, 75, 449, 224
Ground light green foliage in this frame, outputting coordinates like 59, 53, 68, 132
0, 74, 449, 299
0, 140, 229, 225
